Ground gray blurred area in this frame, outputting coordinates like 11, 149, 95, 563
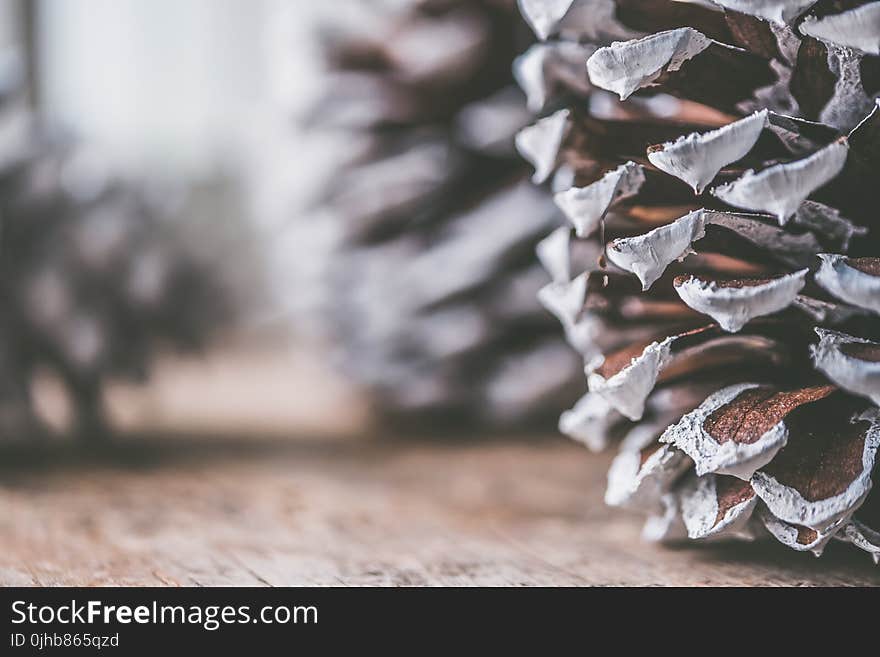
0, 0, 369, 440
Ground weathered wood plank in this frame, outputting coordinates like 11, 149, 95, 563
1, 436, 877, 586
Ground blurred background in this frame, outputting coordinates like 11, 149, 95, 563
0, 0, 581, 444
0, 0, 370, 442
0, 0, 603, 587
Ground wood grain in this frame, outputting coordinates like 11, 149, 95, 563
1, 435, 878, 586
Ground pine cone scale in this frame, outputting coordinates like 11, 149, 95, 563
515, 0, 880, 559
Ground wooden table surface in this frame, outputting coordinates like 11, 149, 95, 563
2, 434, 878, 586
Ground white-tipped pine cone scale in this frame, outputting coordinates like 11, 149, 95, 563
514, 0, 880, 559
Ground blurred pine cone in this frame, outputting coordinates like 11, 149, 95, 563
0, 52, 230, 442
516, 0, 880, 560
292, 0, 584, 426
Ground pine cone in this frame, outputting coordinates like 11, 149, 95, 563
515, 0, 880, 560
296, 0, 584, 425
0, 53, 230, 441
